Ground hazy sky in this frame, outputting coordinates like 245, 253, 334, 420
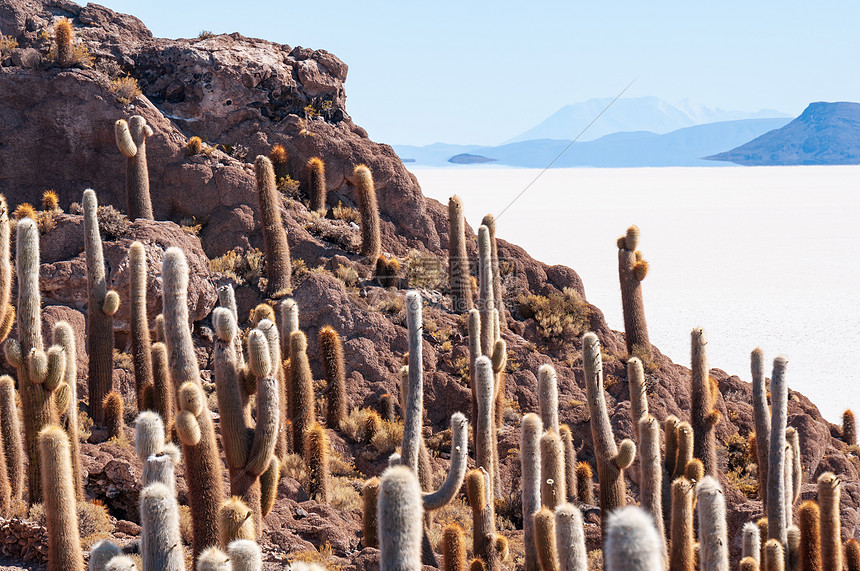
93, 1, 860, 146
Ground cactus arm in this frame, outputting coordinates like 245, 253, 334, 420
612, 439, 636, 470
115, 119, 137, 157
423, 412, 468, 511
126, 115, 154, 220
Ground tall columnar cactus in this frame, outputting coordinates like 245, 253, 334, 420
134, 410, 167, 476
83, 189, 120, 424
52, 321, 83, 499
141, 482, 184, 571
604, 506, 664, 571
617, 225, 650, 358
219, 497, 255, 547
696, 476, 728, 571
228, 539, 263, 571
533, 507, 558, 571
627, 357, 648, 444
90, 540, 123, 570
638, 415, 665, 558
466, 469, 499, 571
690, 328, 719, 476
480, 214, 504, 330
846, 539, 860, 571
447, 196, 473, 314
474, 356, 497, 490
319, 326, 347, 430
306, 423, 330, 504
765, 539, 786, 571
576, 462, 594, 505
289, 330, 314, 456
787, 428, 801, 503
39, 425, 84, 571
254, 156, 292, 297
783, 439, 795, 526
378, 465, 423, 571
362, 477, 380, 548
255, 317, 286, 462
751, 347, 771, 509
151, 343, 174, 431
842, 410, 857, 446
787, 526, 800, 571
767, 356, 789, 549
129, 242, 154, 405
742, 521, 761, 564
468, 309, 481, 425
582, 332, 635, 526
537, 364, 559, 433
54, 17, 74, 67
558, 425, 577, 503
663, 415, 680, 477
103, 392, 124, 440
0, 377, 23, 502
477, 225, 495, 356
521, 413, 543, 571
443, 524, 467, 571
554, 503, 586, 571
818, 472, 842, 571
0, 196, 14, 344
5, 218, 66, 504
307, 157, 327, 213
540, 429, 565, 510
673, 422, 694, 480
355, 164, 382, 259
115, 116, 154, 220
798, 501, 821, 571
669, 477, 694, 571
212, 309, 279, 535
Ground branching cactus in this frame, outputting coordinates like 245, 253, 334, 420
115, 116, 154, 220
751, 347, 771, 510
690, 328, 719, 476
798, 501, 821, 571
83, 189, 120, 424
255, 317, 286, 461
5, 218, 66, 504
289, 330, 314, 457
558, 425, 577, 503
448, 196, 473, 314
477, 225, 495, 356
582, 332, 635, 526
554, 503, 586, 571
307, 157, 327, 213
697, 476, 728, 571
617, 225, 651, 358
533, 507, 558, 571
480, 214, 504, 330
0, 196, 14, 344
212, 308, 279, 534
0, 377, 23, 502
521, 413, 542, 571
540, 429, 565, 510
767, 356, 789, 549
378, 465, 423, 571
355, 164, 382, 260
254, 156, 292, 297
604, 506, 664, 571
443, 524, 467, 571
129, 242, 154, 406
669, 477, 694, 571
52, 322, 83, 499
141, 482, 184, 571
319, 326, 347, 430
467, 469, 499, 571
538, 364, 559, 434
638, 415, 665, 559
818, 472, 842, 571
39, 425, 84, 571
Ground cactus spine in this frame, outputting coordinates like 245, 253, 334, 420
307, 157, 327, 213
604, 506, 664, 571
575, 462, 594, 505
378, 465, 423, 571
617, 225, 651, 358
818, 472, 842, 571
355, 164, 382, 259
540, 429, 565, 510
115, 116, 154, 220
638, 415, 665, 559
739, 557, 759, 571
554, 503, 586, 571
669, 477, 694, 571
696, 476, 728, 571
448, 196, 473, 313
537, 364, 559, 434
141, 482, 183, 571
767, 356, 789, 549
306, 423, 330, 503
443, 524, 467, 571
129, 242, 154, 406
582, 332, 635, 526
798, 501, 822, 571
319, 326, 347, 430
480, 214, 504, 329
690, 328, 719, 476
751, 347, 771, 510
39, 425, 83, 571
0, 377, 23, 502
254, 156, 292, 297
289, 330, 314, 456
521, 413, 542, 571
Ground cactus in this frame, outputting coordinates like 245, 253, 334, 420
663, 415, 680, 478
378, 465, 423, 571
129, 242, 154, 405
468, 309, 481, 426
319, 326, 347, 430
477, 226, 495, 356
843, 409, 857, 445
796, 501, 821, 571
104, 391, 125, 440
380, 393, 394, 421
638, 415, 665, 558
521, 414, 542, 571
0, 196, 13, 345
422, 412, 468, 511
846, 539, 860, 571
767, 356, 789, 549
255, 318, 287, 463
354, 165, 382, 259
533, 507, 557, 571
787, 526, 800, 571
54, 17, 74, 67
787, 427, 801, 504
540, 429, 565, 510
739, 558, 759, 571
554, 503, 586, 571
52, 322, 83, 499
134, 410, 164, 463
401, 291, 426, 475
6, 218, 66, 504
140, 482, 183, 571
627, 358, 648, 445
254, 156, 292, 297
673, 422, 694, 480
307, 157, 327, 213
558, 425, 577, 503
0, 377, 23, 502
443, 524, 467, 571
742, 521, 761, 564
362, 477, 380, 548
582, 332, 635, 526
154, 314, 165, 343
219, 497, 255, 547
115, 116, 154, 220
617, 225, 651, 358
447, 196, 473, 313
480, 214, 504, 330
289, 330, 314, 456
228, 539, 262, 571
306, 423, 330, 503
537, 364, 559, 433
604, 506, 664, 571
684, 458, 704, 484
765, 539, 786, 571
818, 472, 842, 571
197, 548, 231, 571
466, 469, 499, 571
474, 355, 497, 490
690, 328, 719, 476
783, 439, 795, 526
151, 343, 175, 432
90, 540, 122, 571
39, 425, 83, 571
757, 518, 769, 562
576, 462, 594, 505
669, 477, 694, 571
83, 190, 120, 425
696, 476, 728, 571
751, 347, 771, 509
104, 556, 138, 571
143, 445, 180, 494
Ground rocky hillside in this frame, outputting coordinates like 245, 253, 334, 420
0, 1, 858, 569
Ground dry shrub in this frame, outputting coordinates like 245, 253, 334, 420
289, 541, 343, 571
404, 249, 446, 290
329, 451, 361, 478
330, 477, 362, 513
0, 34, 18, 59
335, 264, 359, 288
518, 287, 591, 340
109, 76, 141, 105
78, 410, 93, 442
280, 453, 307, 482
185, 136, 203, 156
723, 432, 758, 499
277, 175, 301, 198
332, 202, 360, 224
369, 419, 403, 455
209, 248, 264, 285
373, 290, 406, 325
428, 497, 472, 553
113, 349, 133, 371
29, 500, 114, 549
178, 503, 193, 545
97, 205, 131, 239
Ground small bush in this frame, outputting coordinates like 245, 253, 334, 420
723, 432, 758, 499
335, 264, 359, 288
0, 34, 18, 59
112, 349, 133, 371
109, 76, 141, 105
29, 500, 114, 549
196, 30, 215, 40
330, 477, 362, 513
332, 202, 360, 224
209, 248, 264, 285
184, 136, 203, 156
277, 174, 301, 198
97, 205, 131, 239
518, 287, 591, 340
404, 249, 446, 290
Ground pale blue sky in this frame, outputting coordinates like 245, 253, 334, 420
93, 1, 860, 146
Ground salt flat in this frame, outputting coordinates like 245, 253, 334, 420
413, 165, 860, 423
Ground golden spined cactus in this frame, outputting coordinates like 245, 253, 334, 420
533, 507, 558, 571
129, 242, 154, 407
558, 425, 577, 504
115, 116, 154, 220
0, 377, 23, 502
289, 330, 314, 457
539, 429, 565, 510
375, 255, 400, 289
845, 539, 860, 571
0, 196, 13, 345
254, 156, 292, 298
307, 157, 327, 213
690, 328, 719, 476
617, 225, 651, 358
843, 409, 857, 446
103, 392, 125, 441
362, 477, 380, 548
54, 17, 74, 68
575, 462, 594, 505
466, 469, 499, 571
818, 472, 842, 571
751, 347, 770, 510
765, 539, 786, 571
739, 557, 759, 571
219, 497, 255, 547
447, 195, 473, 314
684, 458, 704, 485
669, 477, 695, 571
52, 322, 83, 500
319, 326, 347, 430
663, 415, 680, 478
306, 423, 330, 504
354, 164, 381, 259
83, 189, 120, 425
442, 523, 467, 571
39, 425, 84, 571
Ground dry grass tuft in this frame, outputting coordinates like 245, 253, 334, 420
209, 248, 264, 285
518, 287, 591, 340
109, 76, 141, 105
332, 202, 360, 225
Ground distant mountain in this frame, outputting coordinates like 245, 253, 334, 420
507, 96, 790, 143
707, 102, 860, 165
395, 118, 790, 168
448, 154, 497, 164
